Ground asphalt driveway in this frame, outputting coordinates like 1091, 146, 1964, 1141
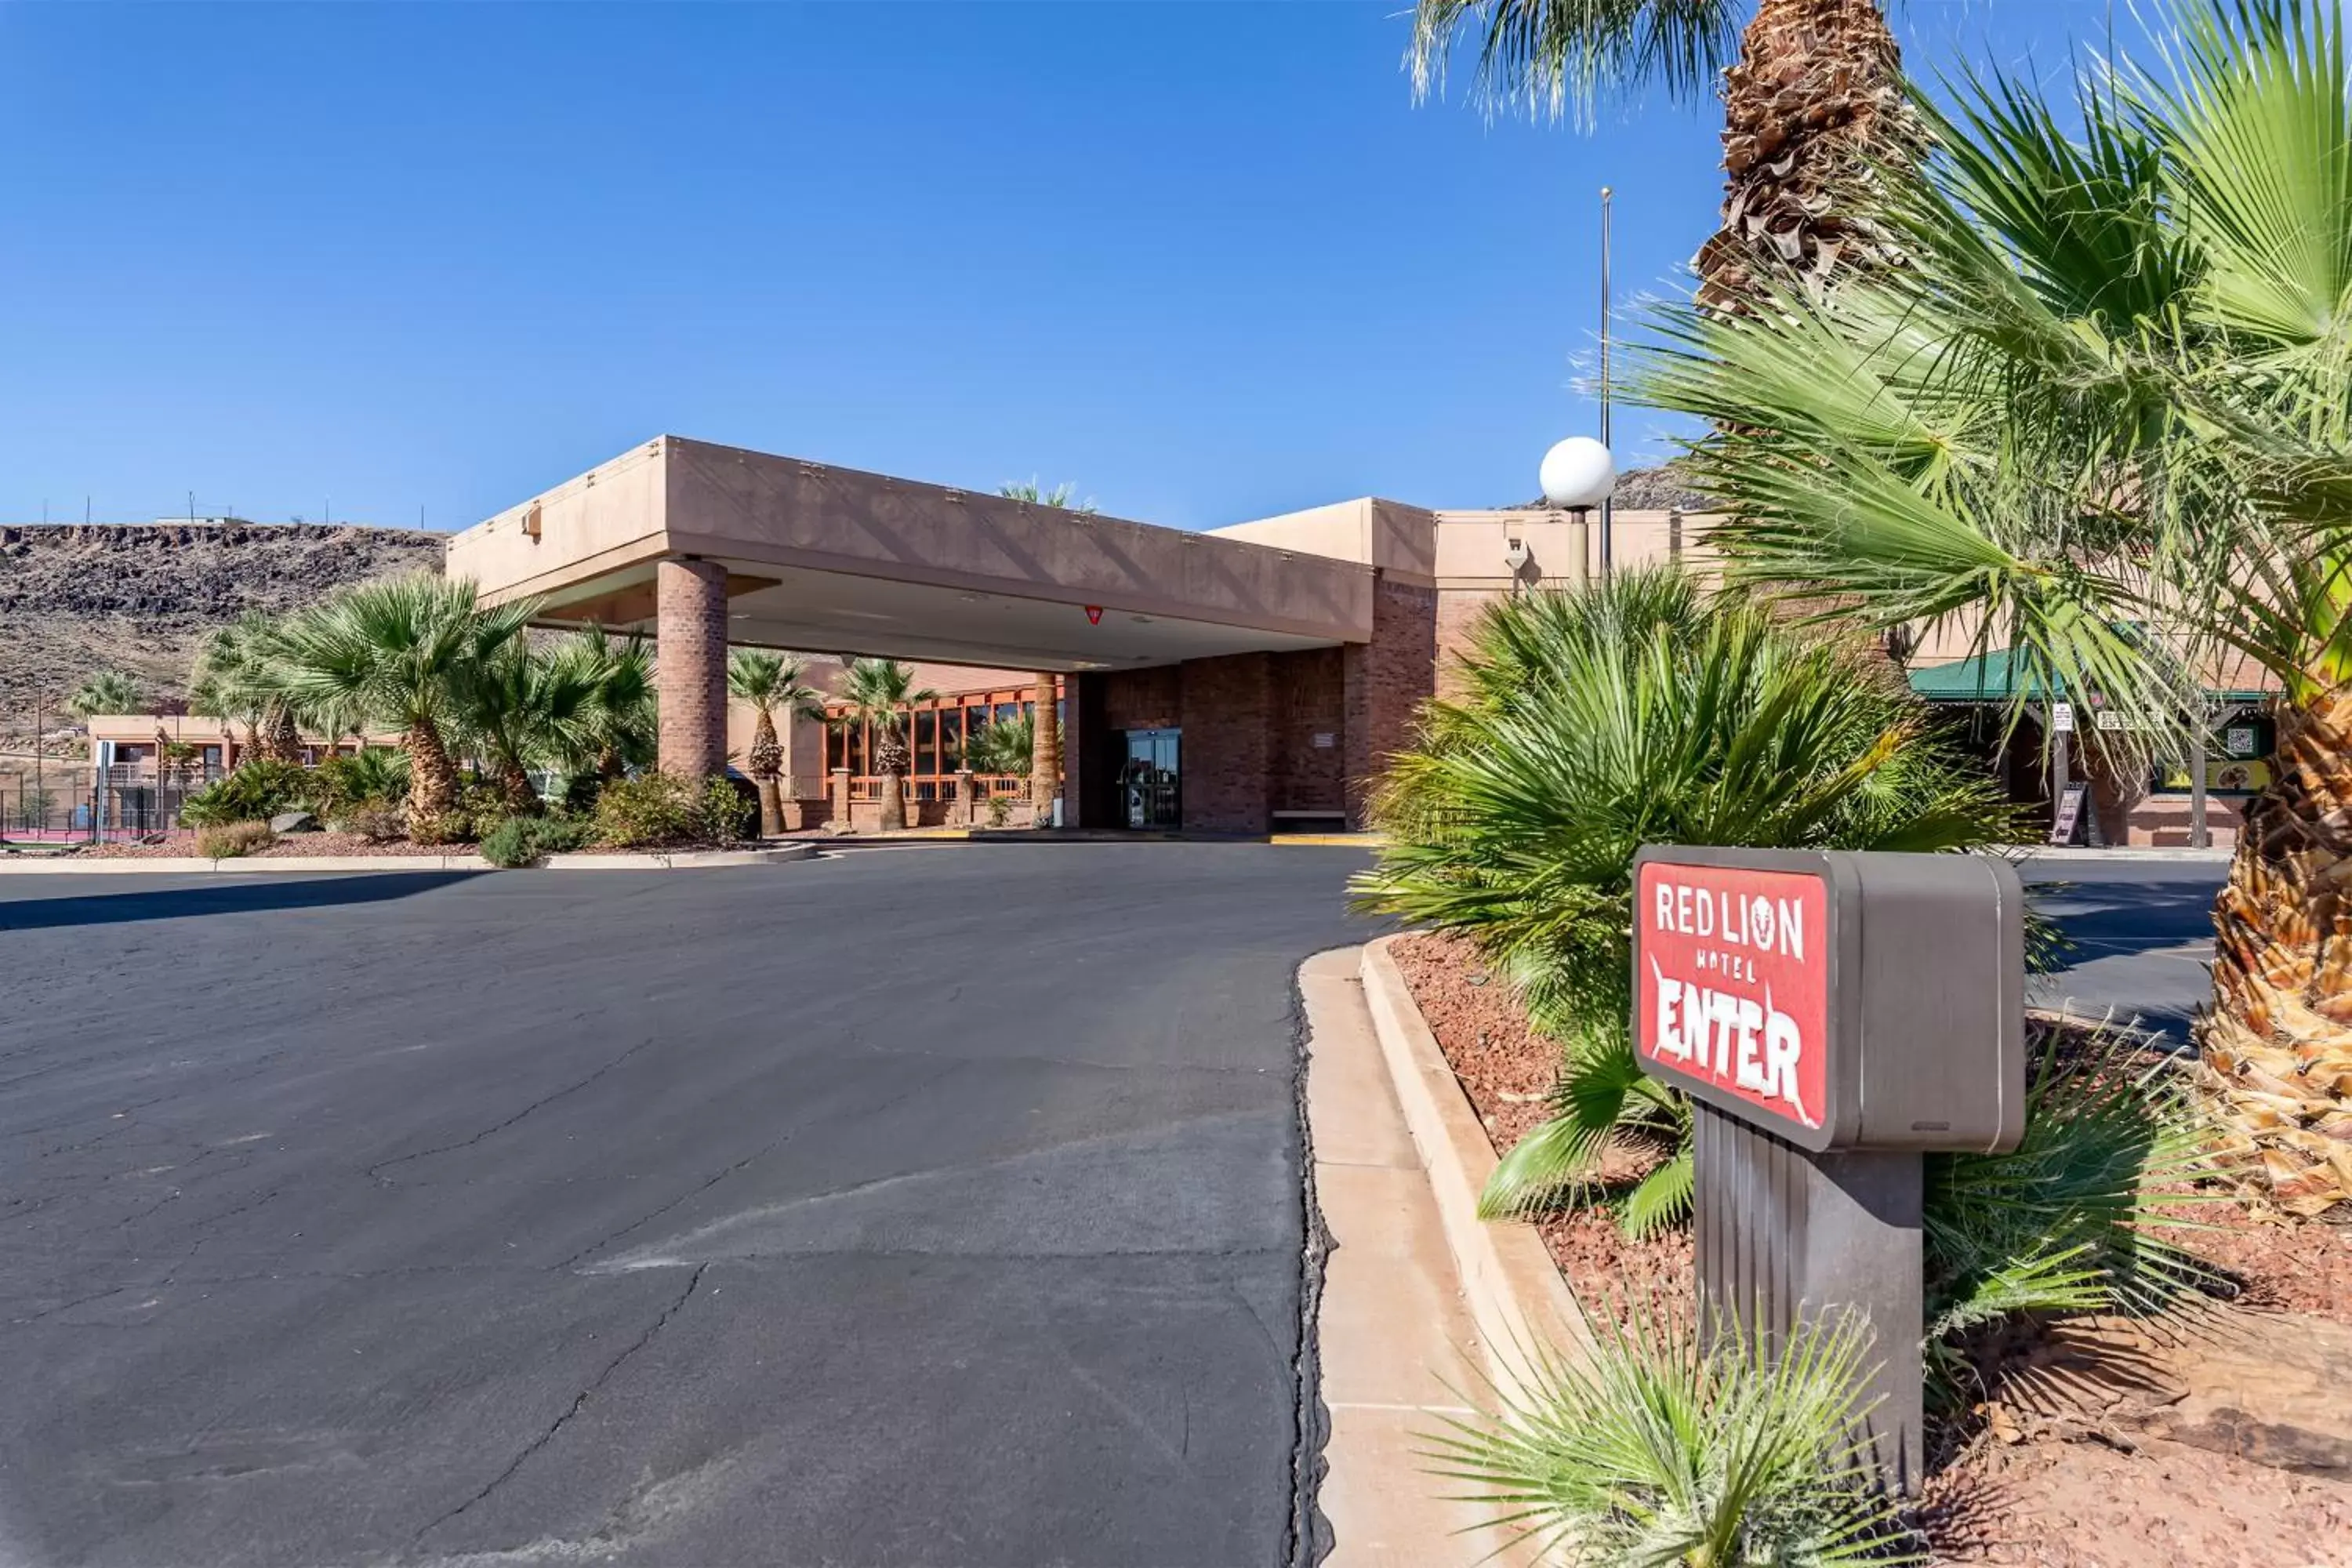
2018, 855, 2227, 1043
0, 845, 1371, 1568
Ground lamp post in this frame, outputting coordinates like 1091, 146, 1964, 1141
1599, 185, 1613, 572
1541, 436, 1616, 577
1538, 187, 1618, 578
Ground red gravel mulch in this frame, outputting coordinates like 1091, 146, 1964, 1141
78, 832, 460, 858
1389, 931, 1694, 1326
1388, 929, 2352, 1568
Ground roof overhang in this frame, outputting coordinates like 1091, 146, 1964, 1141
445, 437, 1376, 671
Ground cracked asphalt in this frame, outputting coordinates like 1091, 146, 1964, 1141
0, 844, 1372, 1567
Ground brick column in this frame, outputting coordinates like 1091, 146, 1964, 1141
954, 768, 978, 826
1342, 574, 1440, 827
830, 767, 853, 827
655, 557, 728, 779
1063, 671, 1108, 828
1030, 673, 1060, 825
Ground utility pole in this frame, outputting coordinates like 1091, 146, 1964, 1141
1599, 184, 1614, 576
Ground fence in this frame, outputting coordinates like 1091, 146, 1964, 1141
0, 764, 224, 844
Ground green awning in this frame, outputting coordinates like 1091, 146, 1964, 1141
1909, 647, 2270, 704
1907, 648, 2064, 702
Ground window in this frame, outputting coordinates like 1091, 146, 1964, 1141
915, 710, 937, 775
938, 708, 963, 770
995, 702, 1018, 728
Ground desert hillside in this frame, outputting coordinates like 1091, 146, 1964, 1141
0, 522, 445, 753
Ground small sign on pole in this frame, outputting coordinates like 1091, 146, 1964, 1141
2050, 701, 2074, 733
1633, 847, 2025, 1495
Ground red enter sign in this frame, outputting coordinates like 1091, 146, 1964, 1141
1635, 859, 1829, 1134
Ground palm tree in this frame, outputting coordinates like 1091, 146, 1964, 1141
1000, 480, 1094, 817
554, 625, 657, 782
1628, 0, 2352, 1214
191, 610, 314, 763
960, 710, 1034, 779
65, 669, 140, 720
463, 640, 613, 811
1406, 0, 1913, 308
1358, 568, 2020, 1228
832, 658, 936, 832
728, 648, 824, 836
267, 575, 540, 822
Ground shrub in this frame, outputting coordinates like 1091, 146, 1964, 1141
179, 760, 316, 829
702, 775, 753, 844
341, 805, 405, 844
196, 822, 276, 860
591, 772, 746, 849
1357, 570, 2024, 1232
1428, 1305, 1917, 1566
478, 814, 590, 868
406, 809, 473, 846
312, 750, 410, 815
1924, 1018, 2225, 1400
985, 793, 1013, 828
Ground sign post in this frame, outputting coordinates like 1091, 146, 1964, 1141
1632, 848, 2026, 1494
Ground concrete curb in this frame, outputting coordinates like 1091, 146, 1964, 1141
1357, 934, 1585, 1374
0, 844, 817, 874
2014, 846, 2230, 864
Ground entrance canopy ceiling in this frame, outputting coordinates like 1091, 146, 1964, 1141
447, 437, 1374, 671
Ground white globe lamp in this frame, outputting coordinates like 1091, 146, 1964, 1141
1539, 436, 1616, 510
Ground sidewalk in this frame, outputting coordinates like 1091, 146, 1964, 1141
1298, 946, 1521, 1567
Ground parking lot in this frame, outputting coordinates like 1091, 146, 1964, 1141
0, 846, 1370, 1567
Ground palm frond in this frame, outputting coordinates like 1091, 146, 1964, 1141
1425, 1304, 1919, 1566
1406, 0, 1746, 128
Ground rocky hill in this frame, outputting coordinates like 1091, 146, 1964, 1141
0, 522, 445, 750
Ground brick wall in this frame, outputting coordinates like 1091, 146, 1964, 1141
1344, 576, 1441, 826
1102, 666, 1181, 731
1272, 646, 1346, 815
1178, 653, 1276, 833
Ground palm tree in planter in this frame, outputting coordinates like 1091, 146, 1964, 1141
269, 575, 540, 825
832, 658, 936, 832
65, 669, 141, 720
728, 649, 825, 836
1406, 0, 1915, 309
1631, 0, 2352, 1215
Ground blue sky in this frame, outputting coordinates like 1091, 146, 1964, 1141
2, 2, 2115, 533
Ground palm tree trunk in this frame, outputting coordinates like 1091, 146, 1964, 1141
1699, 0, 1913, 312
405, 714, 460, 822
499, 755, 537, 811
1031, 673, 1059, 827
265, 700, 303, 763
873, 722, 909, 832
747, 706, 785, 836
2196, 684, 2352, 1217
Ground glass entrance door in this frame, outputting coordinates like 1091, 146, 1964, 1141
1120, 728, 1181, 829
